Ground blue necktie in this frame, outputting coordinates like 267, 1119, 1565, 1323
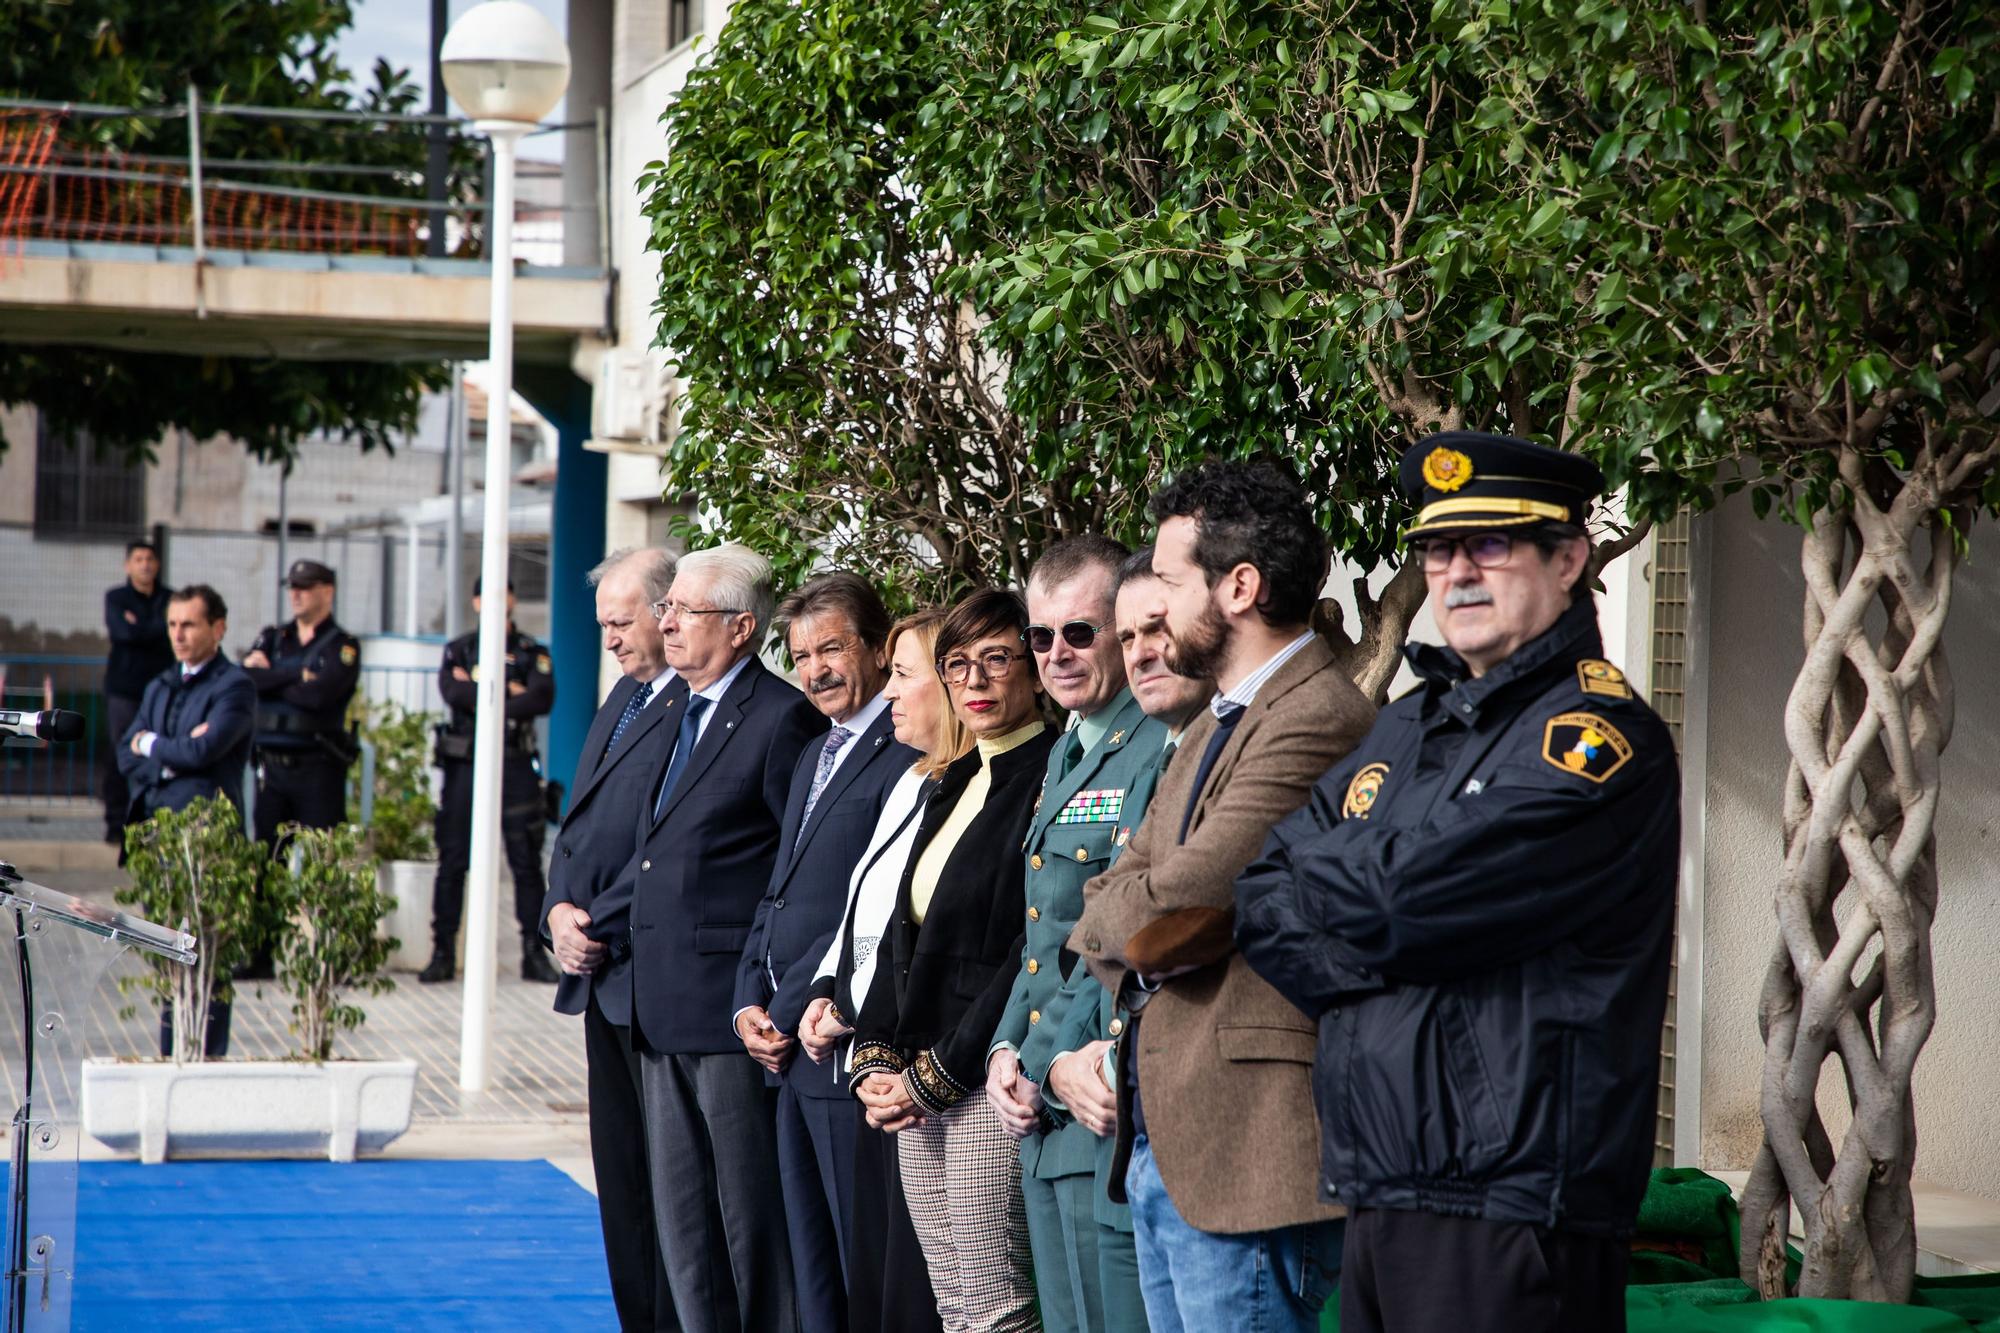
1178, 701, 1246, 842
602, 684, 652, 759
653, 695, 712, 820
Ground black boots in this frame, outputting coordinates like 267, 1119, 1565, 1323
521, 946, 560, 984
417, 947, 455, 984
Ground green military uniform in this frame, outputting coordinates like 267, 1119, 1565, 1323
991, 688, 1164, 1333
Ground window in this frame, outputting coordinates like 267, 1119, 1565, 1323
33, 417, 144, 537
668, 0, 701, 49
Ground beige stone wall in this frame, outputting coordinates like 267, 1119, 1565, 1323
1694, 494, 2000, 1201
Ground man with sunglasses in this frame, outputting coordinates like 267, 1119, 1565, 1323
985, 535, 1167, 1333
1236, 433, 1680, 1333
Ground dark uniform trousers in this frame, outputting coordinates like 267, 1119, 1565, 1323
254, 751, 349, 845
1340, 1208, 1629, 1333
432, 752, 548, 946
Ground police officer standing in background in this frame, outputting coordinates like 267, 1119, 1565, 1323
1236, 434, 1680, 1333
240, 559, 362, 976
421, 576, 560, 985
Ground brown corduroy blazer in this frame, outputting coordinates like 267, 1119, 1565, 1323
1068, 634, 1375, 1234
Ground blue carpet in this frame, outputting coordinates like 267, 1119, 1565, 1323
71, 1159, 618, 1330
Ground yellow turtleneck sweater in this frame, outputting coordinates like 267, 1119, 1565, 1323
908, 719, 1045, 925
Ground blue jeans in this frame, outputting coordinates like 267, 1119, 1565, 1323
1125, 1133, 1342, 1333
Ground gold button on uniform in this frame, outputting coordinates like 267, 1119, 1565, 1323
1031, 854, 1044, 870
1029, 1010, 1041, 1025
1075, 847, 1089, 862
1026, 959, 1040, 975
1108, 1018, 1125, 1037
1027, 906, 1040, 922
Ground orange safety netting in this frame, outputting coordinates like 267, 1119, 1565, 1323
2, 123, 452, 259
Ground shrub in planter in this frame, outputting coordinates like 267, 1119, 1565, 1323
117, 796, 266, 1065
347, 699, 437, 864
273, 822, 398, 1062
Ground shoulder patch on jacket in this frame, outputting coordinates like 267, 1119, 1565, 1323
1541, 712, 1633, 784
1576, 659, 1632, 700
1342, 762, 1390, 819
339, 643, 358, 666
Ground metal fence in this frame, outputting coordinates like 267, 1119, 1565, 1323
0, 657, 445, 803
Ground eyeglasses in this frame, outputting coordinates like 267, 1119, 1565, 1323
937, 648, 1029, 686
1026, 620, 1109, 655
651, 600, 744, 620
1412, 533, 1521, 573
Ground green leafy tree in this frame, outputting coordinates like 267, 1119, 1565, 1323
272, 822, 396, 1061
117, 795, 267, 1065
0, 0, 451, 461
347, 698, 438, 863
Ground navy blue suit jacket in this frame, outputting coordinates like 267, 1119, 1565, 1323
114, 656, 256, 818
610, 655, 826, 1054
734, 704, 917, 1098
544, 671, 683, 1021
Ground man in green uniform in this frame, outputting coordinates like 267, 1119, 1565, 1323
985, 536, 1168, 1333
1037, 547, 1214, 1328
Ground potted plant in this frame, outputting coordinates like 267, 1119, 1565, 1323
350, 698, 439, 971
81, 809, 419, 1163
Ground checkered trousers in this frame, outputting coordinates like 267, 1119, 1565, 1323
896, 1096, 1039, 1332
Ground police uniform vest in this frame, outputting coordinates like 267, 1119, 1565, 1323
435, 627, 552, 763
248, 618, 361, 756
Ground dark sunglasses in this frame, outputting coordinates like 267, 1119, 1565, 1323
1026, 620, 1109, 654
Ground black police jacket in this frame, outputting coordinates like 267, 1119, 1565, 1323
436, 626, 555, 760
242, 618, 361, 752
1235, 599, 1679, 1237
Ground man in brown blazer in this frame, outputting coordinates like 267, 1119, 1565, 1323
1070, 457, 1375, 1333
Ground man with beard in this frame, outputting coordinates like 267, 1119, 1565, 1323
1068, 458, 1375, 1333
734, 571, 914, 1333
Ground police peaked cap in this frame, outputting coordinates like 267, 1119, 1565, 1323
1398, 432, 1603, 540
286, 559, 337, 587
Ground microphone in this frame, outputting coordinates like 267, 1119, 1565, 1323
0, 710, 86, 743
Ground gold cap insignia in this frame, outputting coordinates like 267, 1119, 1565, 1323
1540, 711, 1634, 784
1421, 446, 1473, 493
1342, 762, 1390, 820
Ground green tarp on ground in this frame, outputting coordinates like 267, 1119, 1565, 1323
1320, 1169, 2000, 1331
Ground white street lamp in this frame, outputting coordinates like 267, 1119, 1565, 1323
440, 0, 569, 1095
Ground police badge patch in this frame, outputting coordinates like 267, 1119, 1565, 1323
1342, 762, 1390, 820
1541, 712, 1633, 784
339, 643, 358, 666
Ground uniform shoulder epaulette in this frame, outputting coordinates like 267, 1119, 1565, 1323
1575, 659, 1633, 701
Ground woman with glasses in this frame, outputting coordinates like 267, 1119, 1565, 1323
796, 607, 969, 1333
843, 588, 1054, 1332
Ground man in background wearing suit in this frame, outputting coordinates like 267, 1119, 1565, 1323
733, 572, 914, 1333
624, 543, 825, 1333
1069, 459, 1376, 1333
117, 584, 256, 822
543, 546, 682, 1332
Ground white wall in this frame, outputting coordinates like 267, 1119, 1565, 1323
1694, 494, 2000, 1200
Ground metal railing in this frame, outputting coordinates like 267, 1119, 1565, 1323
0, 89, 596, 267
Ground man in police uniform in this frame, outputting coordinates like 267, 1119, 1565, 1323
1235, 433, 1681, 1333
985, 535, 1167, 1333
241, 559, 362, 976
422, 576, 559, 984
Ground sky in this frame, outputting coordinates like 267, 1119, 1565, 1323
339, 0, 571, 161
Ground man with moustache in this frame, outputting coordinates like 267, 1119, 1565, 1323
985, 535, 1166, 1333
543, 546, 683, 1331
734, 572, 915, 1333
621, 543, 823, 1333
1069, 458, 1375, 1333
1236, 435, 1679, 1333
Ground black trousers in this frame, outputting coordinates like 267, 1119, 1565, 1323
431, 756, 547, 948
586, 993, 680, 1333
846, 1106, 942, 1333
103, 692, 141, 843
1339, 1207, 1630, 1333
253, 749, 349, 843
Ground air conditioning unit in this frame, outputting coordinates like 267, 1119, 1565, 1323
592, 350, 651, 441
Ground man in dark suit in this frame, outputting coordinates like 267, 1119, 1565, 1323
542, 547, 683, 1333
116, 584, 256, 820
616, 542, 824, 1333
732, 572, 915, 1333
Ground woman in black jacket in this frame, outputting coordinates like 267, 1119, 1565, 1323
848, 588, 1053, 1332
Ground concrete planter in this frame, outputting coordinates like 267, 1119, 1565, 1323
81, 1057, 418, 1163
378, 859, 437, 971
